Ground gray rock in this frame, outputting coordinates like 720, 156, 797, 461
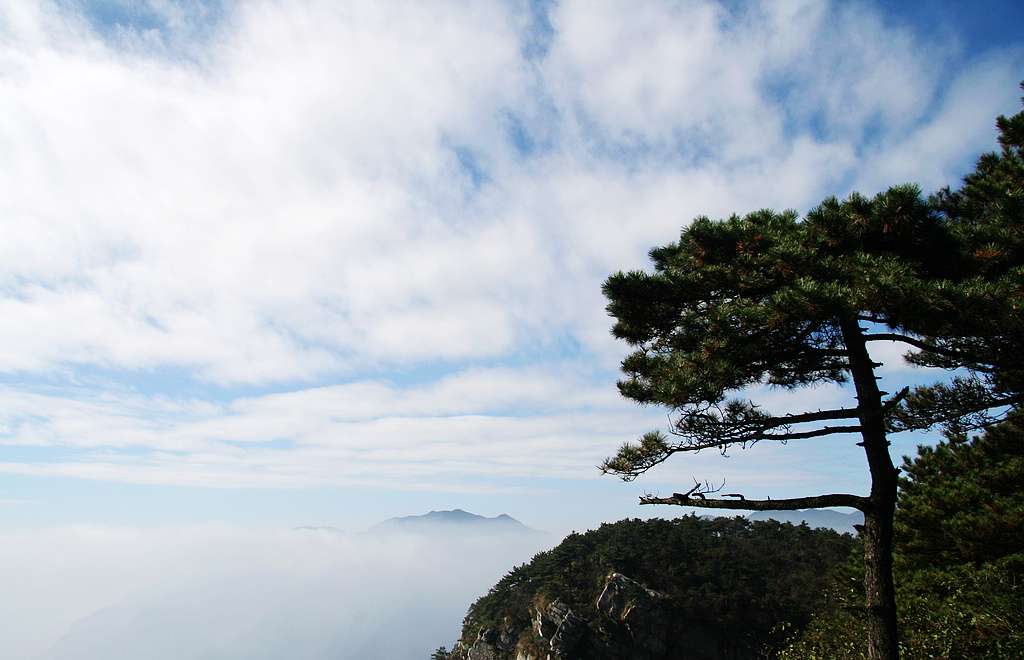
457, 573, 756, 660
597, 573, 664, 621
533, 599, 585, 660
548, 608, 584, 659
467, 639, 499, 660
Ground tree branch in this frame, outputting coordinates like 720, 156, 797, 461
889, 387, 1024, 433
766, 425, 864, 441
863, 333, 963, 361
768, 407, 863, 426
640, 492, 870, 512
664, 424, 865, 453
666, 405, 864, 451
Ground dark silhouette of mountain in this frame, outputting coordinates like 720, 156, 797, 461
369, 509, 547, 537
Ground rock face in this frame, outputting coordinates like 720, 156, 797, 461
535, 600, 585, 659
466, 624, 528, 660
457, 573, 754, 660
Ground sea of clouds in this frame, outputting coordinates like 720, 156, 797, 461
0, 523, 554, 660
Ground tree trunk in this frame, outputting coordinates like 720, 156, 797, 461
840, 318, 900, 660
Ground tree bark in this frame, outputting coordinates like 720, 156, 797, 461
841, 318, 900, 660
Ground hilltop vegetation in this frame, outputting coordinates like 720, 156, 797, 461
433, 82, 1024, 660
443, 516, 855, 659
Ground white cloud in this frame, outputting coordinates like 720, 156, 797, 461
855, 52, 1024, 192
0, 363, 665, 490
0, 0, 1020, 520
0, 0, 537, 383
1, 0, 1020, 385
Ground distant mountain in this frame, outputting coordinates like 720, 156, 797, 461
746, 508, 863, 534
370, 509, 547, 537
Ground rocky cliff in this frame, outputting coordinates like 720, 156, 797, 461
456, 572, 753, 660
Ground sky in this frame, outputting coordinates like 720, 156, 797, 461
0, 0, 1022, 656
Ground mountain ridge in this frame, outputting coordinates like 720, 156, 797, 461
746, 508, 863, 534
370, 509, 547, 537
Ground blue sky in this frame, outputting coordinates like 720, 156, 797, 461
1, 0, 1022, 532
1, 1, 1022, 656
0, 0, 1021, 531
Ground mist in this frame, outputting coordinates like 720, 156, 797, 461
0, 523, 554, 659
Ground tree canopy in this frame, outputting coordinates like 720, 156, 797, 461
601, 174, 1021, 481
601, 84, 1024, 660
891, 86, 1024, 432
895, 411, 1024, 576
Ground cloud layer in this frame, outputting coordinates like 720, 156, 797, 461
0, 0, 1021, 520
0, 523, 552, 659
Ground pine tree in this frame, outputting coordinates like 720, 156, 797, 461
891, 82, 1024, 432
896, 411, 1024, 575
601, 86, 1024, 660
893, 414, 1024, 658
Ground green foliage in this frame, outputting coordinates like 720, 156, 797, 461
455, 516, 856, 658
602, 169, 1021, 473
780, 414, 1024, 659
894, 410, 1024, 659
602, 86, 1024, 475
897, 560, 1024, 659
893, 82, 1024, 429
896, 411, 1024, 572
598, 429, 671, 478
603, 205, 852, 416
784, 554, 1024, 660
779, 609, 867, 660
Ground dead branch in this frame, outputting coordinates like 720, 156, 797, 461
640, 491, 869, 512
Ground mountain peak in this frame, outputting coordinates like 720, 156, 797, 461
370, 510, 546, 537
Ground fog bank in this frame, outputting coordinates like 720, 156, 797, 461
0, 524, 554, 659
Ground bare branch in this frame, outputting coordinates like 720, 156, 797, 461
767, 407, 863, 426
760, 425, 863, 441
676, 479, 724, 500
640, 492, 869, 512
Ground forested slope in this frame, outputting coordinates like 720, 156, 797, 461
441, 516, 855, 660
